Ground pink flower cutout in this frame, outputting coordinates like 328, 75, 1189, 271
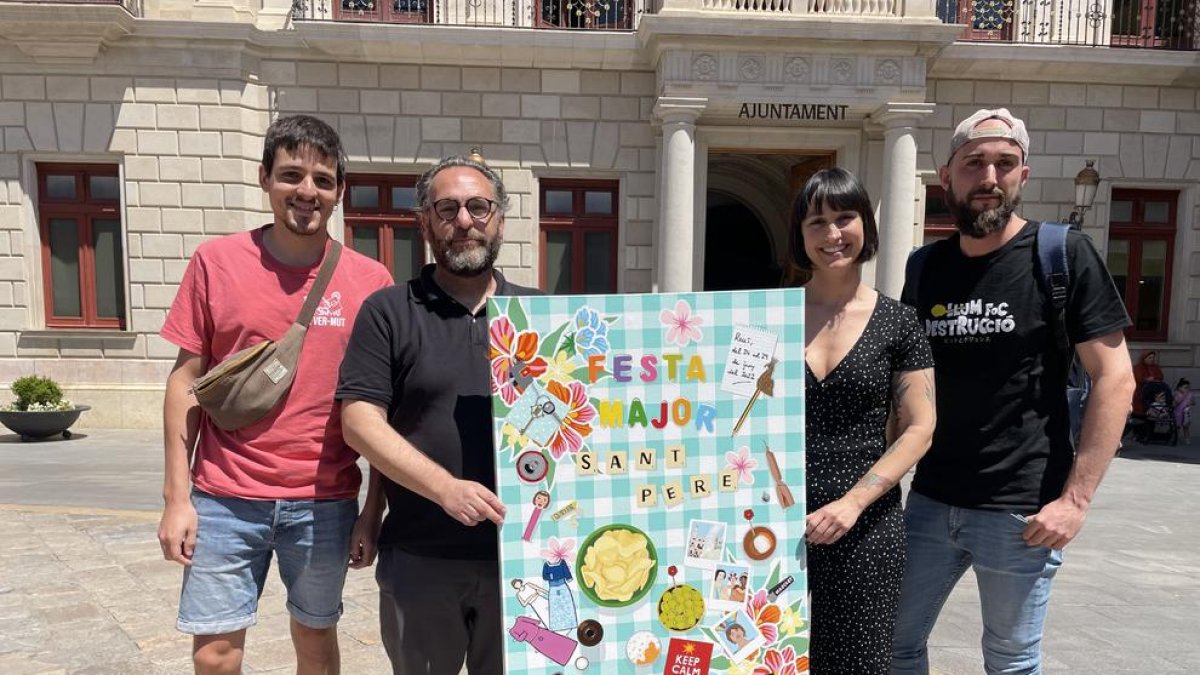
545, 380, 597, 460
746, 589, 781, 646
660, 299, 704, 347
752, 645, 800, 675
541, 537, 576, 564
489, 316, 548, 406
725, 446, 758, 486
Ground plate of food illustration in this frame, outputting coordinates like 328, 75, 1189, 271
576, 524, 658, 607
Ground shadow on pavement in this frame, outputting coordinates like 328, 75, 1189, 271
0, 432, 91, 444
1117, 440, 1200, 465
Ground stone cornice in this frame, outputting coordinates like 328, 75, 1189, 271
287, 22, 646, 69
0, 3, 136, 64
639, 14, 962, 65
929, 42, 1200, 87
871, 101, 936, 127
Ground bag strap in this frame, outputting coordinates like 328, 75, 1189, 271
295, 240, 343, 328
904, 241, 935, 304
1034, 222, 1071, 354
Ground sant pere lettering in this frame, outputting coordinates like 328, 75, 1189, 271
738, 102, 850, 121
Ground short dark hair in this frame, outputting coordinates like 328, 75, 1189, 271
788, 167, 879, 271
1178, 378, 1190, 388
261, 114, 347, 185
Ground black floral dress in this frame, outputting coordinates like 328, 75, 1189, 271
804, 293, 933, 674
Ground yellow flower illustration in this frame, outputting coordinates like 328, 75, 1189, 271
502, 423, 529, 449
541, 350, 577, 384
726, 660, 757, 675
778, 606, 807, 637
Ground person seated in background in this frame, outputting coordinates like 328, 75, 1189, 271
1132, 350, 1165, 416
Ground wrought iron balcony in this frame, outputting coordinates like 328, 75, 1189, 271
938, 0, 1199, 48
293, 0, 643, 28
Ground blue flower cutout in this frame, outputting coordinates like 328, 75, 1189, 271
573, 306, 610, 359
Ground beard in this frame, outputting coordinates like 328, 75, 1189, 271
280, 202, 328, 237
948, 185, 1021, 239
431, 230, 502, 277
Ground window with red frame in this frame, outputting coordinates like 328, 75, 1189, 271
37, 163, 125, 329
1106, 188, 1178, 341
342, 174, 424, 282
540, 180, 619, 294
922, 185, 956, 244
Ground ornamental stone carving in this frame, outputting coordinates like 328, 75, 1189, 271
784, 57, 811, 83
832, 58, 854, 84
876, 59, 901, 84
692, 54, 718, 81
739, 56, 763, 81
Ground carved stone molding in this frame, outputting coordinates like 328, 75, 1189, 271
692, 53, 719, 81
739, 55, 763, 81
783, 57, 811, 83
664, 51, 926, 89
876, 59, 902, 85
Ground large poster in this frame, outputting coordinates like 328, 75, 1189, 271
490, 290, 808, 675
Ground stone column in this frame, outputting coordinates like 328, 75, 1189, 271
872, 102, 935, 299
654, 97, 706, 292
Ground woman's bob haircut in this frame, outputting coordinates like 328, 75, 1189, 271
788, 167, 879, 271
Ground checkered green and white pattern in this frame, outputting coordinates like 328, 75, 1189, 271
491, 289, 807, 674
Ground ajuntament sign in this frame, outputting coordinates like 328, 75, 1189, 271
738, 103, 850, 121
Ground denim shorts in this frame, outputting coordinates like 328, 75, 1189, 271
176, 490, 358, 635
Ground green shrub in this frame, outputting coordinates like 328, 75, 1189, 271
8, 375, 67, 411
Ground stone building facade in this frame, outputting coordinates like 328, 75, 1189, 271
0, 0, 1197, 426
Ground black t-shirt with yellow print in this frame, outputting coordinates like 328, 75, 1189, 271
901, 221, 1130, 513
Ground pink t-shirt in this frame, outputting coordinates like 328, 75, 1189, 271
161, 226, 393, 500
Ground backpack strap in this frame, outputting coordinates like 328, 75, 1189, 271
904, 242, 935, 305
1035, 222, 1071, 354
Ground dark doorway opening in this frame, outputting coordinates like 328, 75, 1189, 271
703, 193, 780, 291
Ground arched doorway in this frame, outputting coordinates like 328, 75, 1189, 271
702, 152, 835, 290
703, 193, 780, 291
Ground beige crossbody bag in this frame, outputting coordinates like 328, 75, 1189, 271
191, 241, 342, 431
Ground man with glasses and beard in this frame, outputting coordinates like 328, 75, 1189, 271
891, 109, 1135, 675
337, 155, 538, 674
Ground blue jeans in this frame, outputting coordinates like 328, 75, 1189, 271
891, 491, 1063, 675
177, 490, 358, 635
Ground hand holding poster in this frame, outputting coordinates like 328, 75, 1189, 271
491, 290, 808, 674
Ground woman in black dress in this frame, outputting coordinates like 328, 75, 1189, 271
789, 168, 936, 674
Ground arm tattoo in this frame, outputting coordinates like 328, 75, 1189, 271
891, 374, 912, 421
855, 472, 896, 492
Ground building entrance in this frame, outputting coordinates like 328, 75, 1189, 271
702, 151, 834, 290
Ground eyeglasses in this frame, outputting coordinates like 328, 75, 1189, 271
431, 197, 497, 223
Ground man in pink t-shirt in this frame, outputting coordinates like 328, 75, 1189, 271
157, 115, 393, 675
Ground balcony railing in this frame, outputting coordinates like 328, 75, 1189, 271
938, 0, 1199, 48
693, 0, 903, 16
292, 0, 645, 28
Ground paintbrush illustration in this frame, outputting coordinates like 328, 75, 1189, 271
764, 443, 795, 509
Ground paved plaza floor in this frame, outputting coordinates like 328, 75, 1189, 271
1, 429, 1197, 673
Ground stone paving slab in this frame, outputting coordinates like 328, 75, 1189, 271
0, 430, 1197, 673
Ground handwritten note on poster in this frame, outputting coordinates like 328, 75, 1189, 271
720, 325, 778, 398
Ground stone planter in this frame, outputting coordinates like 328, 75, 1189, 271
0, 405, 91, 441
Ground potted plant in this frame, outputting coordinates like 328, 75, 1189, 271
0, 375, 90, 441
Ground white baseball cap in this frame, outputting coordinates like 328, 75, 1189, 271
948, 108, 1029, 163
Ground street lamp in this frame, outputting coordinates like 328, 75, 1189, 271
1068, 159, 1101, 229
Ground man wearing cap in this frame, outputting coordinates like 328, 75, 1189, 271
891, 109, 1134, 674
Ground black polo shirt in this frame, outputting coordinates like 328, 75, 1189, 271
336, 264, 539, 560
